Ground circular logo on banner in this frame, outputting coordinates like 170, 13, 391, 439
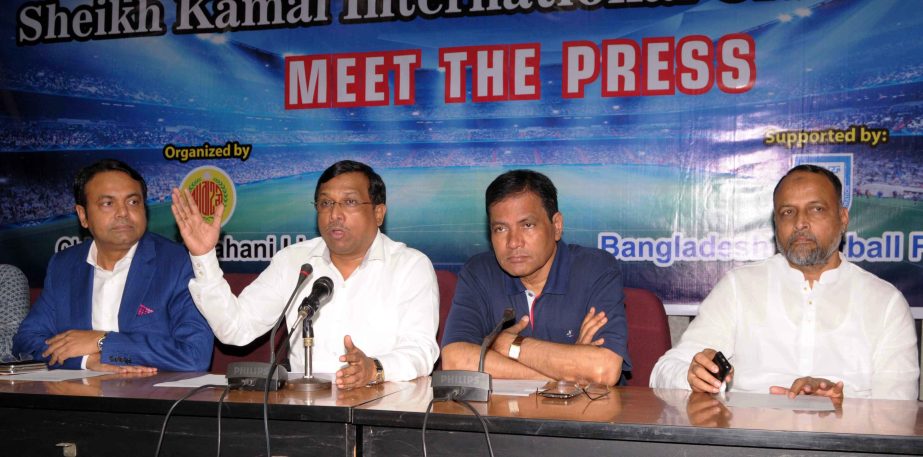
180, 166, 236, 227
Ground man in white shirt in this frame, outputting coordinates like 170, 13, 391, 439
171, 160, 439, 389
650, 165, 919, 400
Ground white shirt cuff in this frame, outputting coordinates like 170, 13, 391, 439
189, 248, 223, 281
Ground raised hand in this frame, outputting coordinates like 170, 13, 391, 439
171, 187, 223, 256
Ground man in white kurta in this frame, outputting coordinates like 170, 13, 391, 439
650, 252, 918, 399
172, 160, 439, 388
650, 165, 919, 400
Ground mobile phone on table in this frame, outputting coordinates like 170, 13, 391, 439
0, 360, 48, 374
712, 351, 732, 384
538, 381, 582, 399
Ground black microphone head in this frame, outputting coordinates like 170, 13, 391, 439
297, 263, 313, 286
313, 276, 334, 296
299, 277, 334, 320
500, 308, 516, 331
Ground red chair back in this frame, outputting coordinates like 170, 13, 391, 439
435, 270, 458, 347
209, 273, 280, 373
623, 287, 671, 387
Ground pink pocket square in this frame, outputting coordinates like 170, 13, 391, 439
136, 304, 154, 316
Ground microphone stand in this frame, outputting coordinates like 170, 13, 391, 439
285, 307, 331, 391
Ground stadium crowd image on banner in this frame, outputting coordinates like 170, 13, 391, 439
1, 0, 921, 316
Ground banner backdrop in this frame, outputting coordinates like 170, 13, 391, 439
1, 0, 921, 310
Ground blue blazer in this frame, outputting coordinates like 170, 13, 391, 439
13, 232, 214, 371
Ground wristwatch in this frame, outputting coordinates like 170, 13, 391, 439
508, 335, 526, 361
369, 357, 385, 385
96, 332, 109, 353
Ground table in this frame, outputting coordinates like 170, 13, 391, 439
2, 373, 921, 456
0, 371, 406, 457
354, 378, 923, 456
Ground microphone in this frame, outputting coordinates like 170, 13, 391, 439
478, 308, 515, 372
282, 276, 335, 392
277, 277, 333, 373
297, 276, 334, 320
432, 307, 516, 402
226, 263, 312, 391
269, 263, 314, 364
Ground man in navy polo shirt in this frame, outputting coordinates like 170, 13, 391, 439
441, 170, 630, 385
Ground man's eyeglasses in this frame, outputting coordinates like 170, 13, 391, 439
579, 383, 611, 401
313, 199, 373, 212
536, 381, 610, 401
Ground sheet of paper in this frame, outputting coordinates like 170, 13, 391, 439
491, 379, 549, 397
153, 373, 339, 388
3, 369, 109, 382
722, 391, 835, 411
154, 374, 228, 388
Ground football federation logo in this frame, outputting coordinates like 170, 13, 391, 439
792, 153, 854, 210
180, 166, 237, 227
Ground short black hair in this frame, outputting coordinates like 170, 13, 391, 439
773, 164, 843, 205
73, 159, 148, 207
314, 160, 386, 205
485, 169, 558, 220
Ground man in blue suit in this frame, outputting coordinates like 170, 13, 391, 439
13, 159, 213, 372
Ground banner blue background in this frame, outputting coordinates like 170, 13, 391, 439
2, 0, 921, 309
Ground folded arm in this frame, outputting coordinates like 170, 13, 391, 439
440, 264, 548, 379
441, 341, 550, 380
492, 318, 624, 385
442, 313, 621, 385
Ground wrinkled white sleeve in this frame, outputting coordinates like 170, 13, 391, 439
871, 291, 920, 400
650, 274, 739, 389
376, 254, 440, 382
187, 249, 287, 346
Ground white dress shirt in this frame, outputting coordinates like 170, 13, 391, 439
188, 231, 439, 381
650, 253, 919, 400
81, 241, 137, 368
